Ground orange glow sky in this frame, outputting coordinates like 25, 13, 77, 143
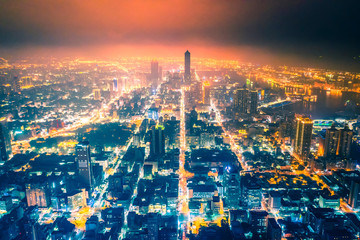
0, 0, 359, 69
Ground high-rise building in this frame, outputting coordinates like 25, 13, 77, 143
337, 125, 353, 157
241, 175, 262, 209
20, 76, 33, 88
294, 117, 313, 159
249, 90, 258, 114
234, 89, 258, 115
0, 122, 11, 162
269, 191, 281, 209
113, 78, 119, 94
93, 89, 101, 101
249, 211, 268, 239
324, 124, 339, 158
151, 60, 159, 88
146, 213, 160, 240
76, 141, 93, 188
133, 133, 141, 147
224, 165, 241, 209
10, 69, 21, 93
202, 81, 211, 105
149, 125, 165, 157
234, 89, 248, 115
322, 124, 353, 158
108, 172, 124, 198
200, 132, 215, 148
26, 183, 51, 208
348, 178, 360, 209
189, 108, 198, 133
184, 50, 191, 83
267, 218, 282, 240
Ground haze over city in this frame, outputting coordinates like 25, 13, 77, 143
1, 1, 360, 240
1, 0, 360, 69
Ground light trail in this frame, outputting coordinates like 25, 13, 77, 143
178, 87, 191, 240
258, 97, 295, 108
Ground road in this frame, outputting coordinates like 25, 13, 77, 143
178, 87, 190, 240
119, 87, 161, 239
34, 87, 158, 235
212, 98, 358, 219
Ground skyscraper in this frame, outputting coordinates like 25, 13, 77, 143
348, 178, 360, 209
294, 117, 313, 159
76, 141, 93, 188
0, 122, 12, 162
93, 89, 101, 101
249, 90, 258, 114
151, 60, 159, 88
20, 76, 33, 87
267, 218, 282, 240
322, 124, 353, 158
10, 69, 21, 93
184, 50, 191, 83
234, 89, 248, 116
113, 78, 119, 94
224, 165, 241, 208
337, 125, 353, 157
149, 125, 165, 157
324, 124, 339, 157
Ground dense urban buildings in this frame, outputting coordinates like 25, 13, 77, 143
1, 0, 360, 238
0, 51, 359, 240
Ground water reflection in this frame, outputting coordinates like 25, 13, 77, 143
255, 79, 360, 118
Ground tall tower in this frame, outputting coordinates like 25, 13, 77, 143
0, 122, 12, 162
294, 117, 313, 159
149, 125, 165, 157
76, 141, 93, 189
184, 50, 191, 83
150, 60, 159, 88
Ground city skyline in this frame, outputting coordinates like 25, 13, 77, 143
1, 1, 360, 240
0, 49, 359, 240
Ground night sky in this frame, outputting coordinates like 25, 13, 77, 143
1, 0, 359, 69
